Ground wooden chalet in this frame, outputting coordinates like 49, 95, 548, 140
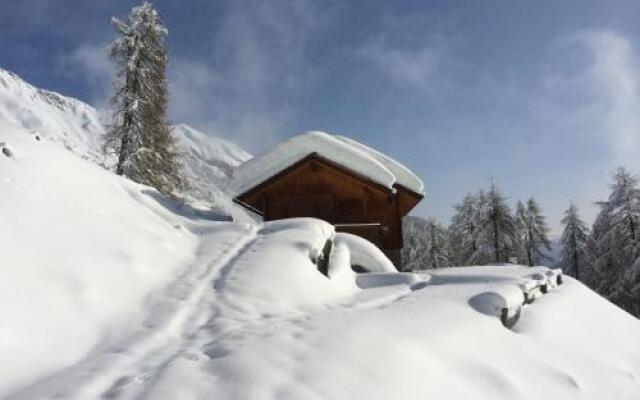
232, 132, 424, 267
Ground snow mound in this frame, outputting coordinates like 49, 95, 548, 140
216, 218, 360, 317
232, 130, 424, 196
327, 240, 360, 292
334, 232, 397, 273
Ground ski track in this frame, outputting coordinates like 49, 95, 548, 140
6, 221, 425, 400
6, 222, 258, 400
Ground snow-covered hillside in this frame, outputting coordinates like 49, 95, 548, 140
0, 68, 251, 219
0, 119, 199, 396
170, 123, 250, 214
2, 68, 640, 399
0, 69, 107, 161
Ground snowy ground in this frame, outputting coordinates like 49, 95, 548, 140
2, 117, 640, 400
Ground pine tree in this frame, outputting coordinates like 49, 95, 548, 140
519, 198, 551, 266
619, 257, 640, 317
607, 168, 640, 252
104, 2, 183, 194
449, 193, 479, 266
422, 218, 451, 269
590, 168, 640, 304
401, 216, 430, 271
514, 200, 528, 265
468, 190, 495, 265
478, 181, 515, 263
560, 203, 589, 280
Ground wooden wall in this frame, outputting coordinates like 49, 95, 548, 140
238, 156, 405, 250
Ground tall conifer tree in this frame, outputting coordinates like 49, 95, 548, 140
478, 181, 515, 263
519, 198, 551, 266
104, 2, 183, 194
423, 218, 452, 269
560, 203, 589, 280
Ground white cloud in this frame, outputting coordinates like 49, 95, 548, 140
546, 30, 640, 171
60, 1, 338, 152
167, 0, 336, 151
578, 30, 640, 170
359, 38, 446, 89
525, 29, 640, 228
59, 44, 113, 108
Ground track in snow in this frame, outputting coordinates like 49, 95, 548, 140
6, 221, 429, 400
7, 223, 258, 400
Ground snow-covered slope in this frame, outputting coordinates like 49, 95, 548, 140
0, 69, 106, 161
2, 68, 640, 400
0, 119, 199, 396
170, 124, 251, 218
0, 68, 251, 219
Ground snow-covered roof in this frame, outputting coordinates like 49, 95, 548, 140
232, 131, 425, 196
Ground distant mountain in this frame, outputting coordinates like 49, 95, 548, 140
0, 67, 252, 219
171, 124, 250, 203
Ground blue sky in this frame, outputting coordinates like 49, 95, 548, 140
2, 0, 639, 235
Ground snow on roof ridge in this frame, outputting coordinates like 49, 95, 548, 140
334, 135, 425, 195
231, 130, 424, 196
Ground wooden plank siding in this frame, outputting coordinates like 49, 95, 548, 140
236, 153, 422, 253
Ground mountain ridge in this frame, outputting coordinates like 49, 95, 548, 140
0, 67, 252, 219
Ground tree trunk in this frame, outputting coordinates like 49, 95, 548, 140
492, 212, 500, 263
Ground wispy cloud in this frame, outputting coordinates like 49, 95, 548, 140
167, 0, 337, 150
577, 30, 640, 169
358, 36, 447, 90
59, 44, 113, 108
61, 0, 338, 151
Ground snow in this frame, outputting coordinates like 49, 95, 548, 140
334, 135, 425, 195
0, 68, 107, 162
0, 119, 198, 396
334, 232, 397, 273
2, 68, 640, 400
170, 124, 253, 222
131, 266, 640, 400
232, 131, 425, 196
0, 68, 253, 221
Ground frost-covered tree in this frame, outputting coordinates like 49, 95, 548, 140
423, 218, 452, 269
560, 203, 589, 280
104, 2, 183, 194
402, 216, 451, 270
619, 257, 640, 317
607, 168, 640, 249
514, 201, 528, 265
449, 193, 480, 266
477, 181, 515, 263
468, 190, 495, 265
401, 216, 430, 271
515, 198, 551, 266
590, 168, 640, 307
